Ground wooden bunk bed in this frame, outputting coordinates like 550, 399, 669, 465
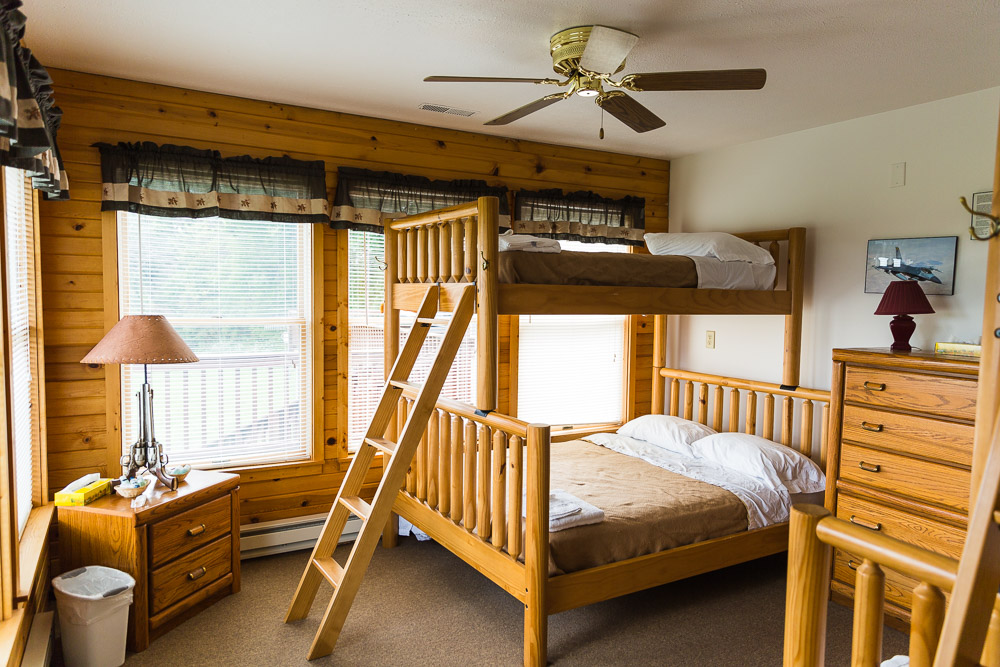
374, 197, 825, 666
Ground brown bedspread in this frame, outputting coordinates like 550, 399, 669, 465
497, 251, 698, 288
547, 440, 748, 575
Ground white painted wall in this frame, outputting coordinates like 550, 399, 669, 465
668, 87, 1000, 392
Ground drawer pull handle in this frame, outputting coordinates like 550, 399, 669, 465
187, 566, 207, 581
848, 559, 860, 571
849, 515, 882, 531
858, 461, 881, 473
863, 381, 886, 391
860, 421, 883, 433
188, 523, 206, 537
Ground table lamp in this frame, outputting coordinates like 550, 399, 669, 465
81, 315, 198, 490
874, 280, 935, 352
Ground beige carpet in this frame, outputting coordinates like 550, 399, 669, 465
118, 539, 908, 666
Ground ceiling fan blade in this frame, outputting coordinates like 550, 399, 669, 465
596, 92, 665, 133
579, 26, 639, 75
425, 75, 559, 84
622, 68, 766, 91
484, 94, 566, 126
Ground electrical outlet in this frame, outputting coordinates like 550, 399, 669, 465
890, 162, 906, 187
706, 330, 716, 349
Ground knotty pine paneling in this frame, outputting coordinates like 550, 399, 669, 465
39, 68, 668, 525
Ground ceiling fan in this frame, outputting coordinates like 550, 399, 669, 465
425, 25, 766, 136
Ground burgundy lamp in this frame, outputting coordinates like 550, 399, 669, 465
874, 280, 935, 352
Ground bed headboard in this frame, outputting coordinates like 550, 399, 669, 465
656, 368, 831, 465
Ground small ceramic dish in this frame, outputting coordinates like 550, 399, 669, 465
115, 477, 150, 498
167, 464, 191, 483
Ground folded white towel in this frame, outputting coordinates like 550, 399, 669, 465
881, 657, 909, 667
498, 232, 561, 253
523, 489, 605, 532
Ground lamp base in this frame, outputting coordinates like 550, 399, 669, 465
888, 314, 916, 352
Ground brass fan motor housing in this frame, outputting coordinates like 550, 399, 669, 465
549, 26, 627, 76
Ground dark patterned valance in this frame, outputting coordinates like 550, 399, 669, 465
514, 188, 645, 246
96, 142, 329, 223
0, 0, 69, 199
331, 167, 509, 233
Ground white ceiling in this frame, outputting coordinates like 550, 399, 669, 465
23, 0, 1000, 159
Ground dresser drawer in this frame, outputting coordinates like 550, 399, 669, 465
841, 405, 974, 467
843, 366, 977, 420
839, 443, 970, 513
833, 549, 933, 612
150, 535, 231, 615
835, 494, 965, 559
150, 495, 231, 568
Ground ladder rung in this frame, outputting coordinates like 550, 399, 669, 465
388, 379, 422, 393
364, 437, 397, 456
313, 557, 344, 588
339, 495, 373, 521
416, 317, 451, 326
994, 510, 1000, 525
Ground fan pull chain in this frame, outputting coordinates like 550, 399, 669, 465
599, 107, 605, 140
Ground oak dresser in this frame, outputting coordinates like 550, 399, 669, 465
824, 348, 979, 628
57, 470, 240, 652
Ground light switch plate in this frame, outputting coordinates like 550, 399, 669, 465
706, 330, 716, 349
890, 162, 906, 187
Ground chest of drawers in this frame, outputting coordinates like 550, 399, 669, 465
825, 348, 978, 627
57, 470, 240, 652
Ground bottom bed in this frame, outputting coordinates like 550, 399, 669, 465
383, 372, 829, 666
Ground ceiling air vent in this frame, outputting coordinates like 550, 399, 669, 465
418, 103, 477, 117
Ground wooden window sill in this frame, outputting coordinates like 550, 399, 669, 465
17, 504, 55, 602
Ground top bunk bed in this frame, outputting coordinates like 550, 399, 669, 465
383, 196, 807, 408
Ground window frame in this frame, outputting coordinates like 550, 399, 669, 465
103, 211, 325, 477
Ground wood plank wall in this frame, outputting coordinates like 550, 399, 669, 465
38, 69, 667, 526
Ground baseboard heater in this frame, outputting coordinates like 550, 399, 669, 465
240, 514, 360, 560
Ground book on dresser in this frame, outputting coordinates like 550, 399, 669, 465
825, 347, 979, 629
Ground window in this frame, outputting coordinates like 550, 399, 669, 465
117, 213, 314, 468
2, 168, 41, 536
347, 230, 475, 450
517, 240, 627, 425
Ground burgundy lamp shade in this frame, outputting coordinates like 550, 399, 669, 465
874, 281, 934, 352
80, 315, 198, 365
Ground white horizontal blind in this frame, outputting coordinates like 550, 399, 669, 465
4, 168, 36, 536
118, 213, 313, 468
347, 230, 475, 451
517, 240, 627, 425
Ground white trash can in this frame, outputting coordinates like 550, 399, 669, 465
52, 565, 135, 667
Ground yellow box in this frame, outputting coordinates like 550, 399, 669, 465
934, 342, 982, 358
55, 478, 112, 507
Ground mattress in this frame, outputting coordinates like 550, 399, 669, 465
497, 250, 699, 288
546, 439, 749, 575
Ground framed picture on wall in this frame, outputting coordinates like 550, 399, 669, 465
971, 191, 994, 238
864, 236, 958, 295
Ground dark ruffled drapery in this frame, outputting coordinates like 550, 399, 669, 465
0, 0, 68, 199
514, 188, 645, 246
96, 142, 330, 223
331, 166, 509, 233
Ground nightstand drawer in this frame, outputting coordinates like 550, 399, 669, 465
842, 405, 973, 467
839, 443, 970, 513
150, 535, 232, 615
150, 494, 232, 567
835, 494, 965, 559
843, 366, 977, 420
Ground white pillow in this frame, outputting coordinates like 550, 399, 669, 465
616, 415, 717, 456
643, 232, 775, 265
690, 432, 826, 494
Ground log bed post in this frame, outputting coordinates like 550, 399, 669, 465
651, 315, 667, 414
783, 227, 806, 388
382, 223, 400, 548
476, 196, 500, 412
524, 423, 550, 667
783, 504, 832, 667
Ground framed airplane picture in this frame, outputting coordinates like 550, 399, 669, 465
865, 235, 958, 295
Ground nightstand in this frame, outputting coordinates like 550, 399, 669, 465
57, 470, 241, 652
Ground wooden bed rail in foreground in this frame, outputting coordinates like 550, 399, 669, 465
655, 368, 830, 463
783, 505, 1000, 667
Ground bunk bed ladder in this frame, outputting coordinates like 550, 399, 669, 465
284, 282, 476, 660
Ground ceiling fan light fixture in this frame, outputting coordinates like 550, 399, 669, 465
577, 88, 599, 97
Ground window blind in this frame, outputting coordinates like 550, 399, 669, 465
517, 240, 627, 425
4, 168, 37, 535
347, 230, 475, 450
118, 212, 313, 468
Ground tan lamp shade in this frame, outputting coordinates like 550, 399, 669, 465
80, 315, 199, 365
